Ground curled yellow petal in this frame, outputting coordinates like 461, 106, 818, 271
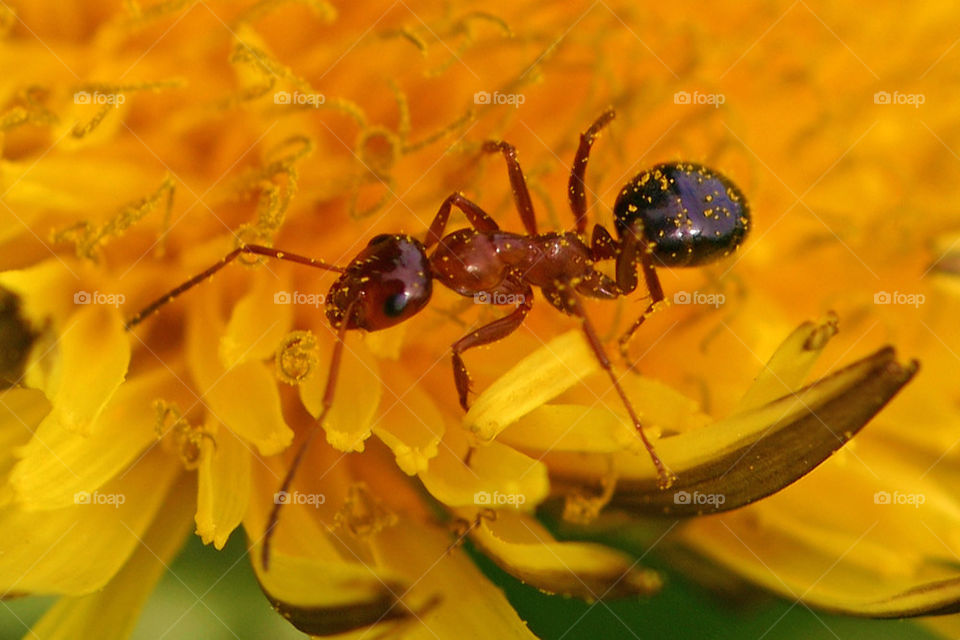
43, 305, 130, 435
469, 510, 661, 600
465, 330, 598, 442
187, 295, 293, 456
196, 423, 251, 549
419, 439, 549, 508
735, 310, 839, 412
219, 272, 293, 368
299, 331, 380, 453
9, 368, 181, 510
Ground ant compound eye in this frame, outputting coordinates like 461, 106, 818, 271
383, 292, 408, 318
369, 234, 393, 246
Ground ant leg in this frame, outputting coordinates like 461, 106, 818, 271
425, 193, 499, 249
261, 299, 356, 570
481, 141, 537, 236
617, 252, 665, 361
569, 108, 616, 235
451, 287, 533, 410
125, 245, 343, 330
590, 224, 618, 261
567, 291, 675, 489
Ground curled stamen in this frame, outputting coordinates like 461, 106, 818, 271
275, 330, 319, 385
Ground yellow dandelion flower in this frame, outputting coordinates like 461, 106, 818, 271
1, 2, 958, 640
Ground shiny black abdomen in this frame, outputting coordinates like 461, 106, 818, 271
613, 162, 749, 267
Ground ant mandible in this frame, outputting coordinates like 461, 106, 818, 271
125, 108, 750, 569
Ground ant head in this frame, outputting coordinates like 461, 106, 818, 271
325, 234, 433, 331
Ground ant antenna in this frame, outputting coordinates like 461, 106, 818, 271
124, 244, 343, 330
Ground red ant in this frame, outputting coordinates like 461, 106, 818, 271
125, 108, 750, 569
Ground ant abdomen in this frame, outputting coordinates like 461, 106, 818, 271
613, 162, 750, 268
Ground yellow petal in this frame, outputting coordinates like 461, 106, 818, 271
419, 440, 549, 508
252, 548, 421, 637
187, 294, 293, 456
465, 330, 598, 442
219, 272, 293, 368
547, 347, 917, 516
27, 475, 194, 640
42, 305, 130, 435
9, 368, 183, 510
0, 387, 49, 477
370, 517, 539, 639
195, 423, 252, 549
299, 331, 380, 453
0, 449, 180, 595
735, 311, 839, 412
683, 510, 960, 617
469, 510, 661, 600
372, 368, 443, 475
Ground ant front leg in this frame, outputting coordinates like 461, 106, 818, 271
261, 299, 356, 570
481, 140, 537, 236
425, 193, 499, 249
569, 108, 616, 236
451, 286, 533, 410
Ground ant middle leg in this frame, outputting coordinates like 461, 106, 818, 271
569, 108, 616, 235
425, 193, 500, 249
451, 286, 533, 410
481, 140, 537, 236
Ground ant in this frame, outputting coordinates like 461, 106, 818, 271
125, 108, 750, 569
